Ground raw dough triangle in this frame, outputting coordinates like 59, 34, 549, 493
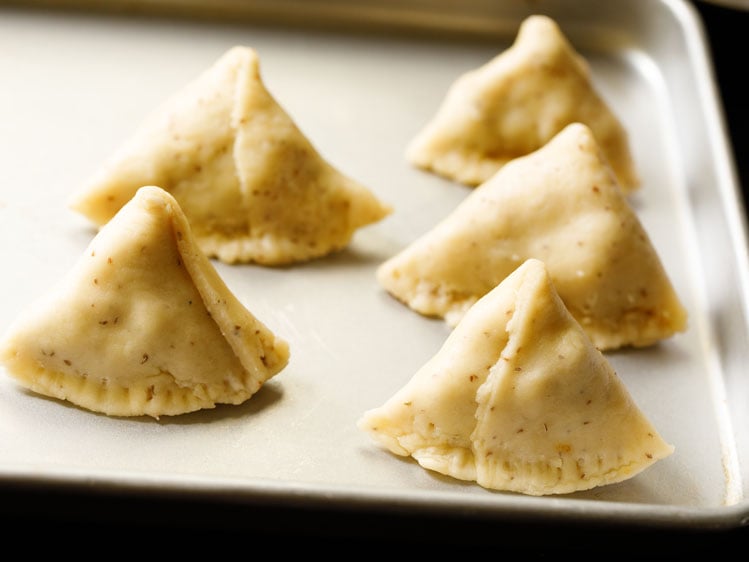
406, 14, 640, 192
380, 122, 686, 350
360, 258, 674, 496
69, 46, 392, 266
0, 186, 290, 418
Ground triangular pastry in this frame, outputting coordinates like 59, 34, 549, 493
379, 122, 687, 350
0, 186, 290, 418
359, 258, 674, 496
69, 46, 392, 266
406, 14, 640, 192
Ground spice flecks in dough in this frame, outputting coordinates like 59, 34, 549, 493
360, 259, 674, 495
381, 123, 687, 350
406, 14, 640, 192
0, 186, 290, 418
69, 46, 391, 265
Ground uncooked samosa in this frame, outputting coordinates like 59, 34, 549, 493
360, 258, 674, 496
379, 122, 687, 350
69, 46, 391, 266
0, 186, 290, 418
407, 14, 639, 192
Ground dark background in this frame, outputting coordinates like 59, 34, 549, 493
700, 1, 748, 205
1, 1, 747, 554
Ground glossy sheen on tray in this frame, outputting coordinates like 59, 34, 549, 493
0, 0, 747, 531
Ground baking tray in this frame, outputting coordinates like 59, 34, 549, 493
0, 0, 747, 531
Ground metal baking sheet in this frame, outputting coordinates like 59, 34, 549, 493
0, 0, 747, 531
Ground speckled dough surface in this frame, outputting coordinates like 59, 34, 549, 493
360, 258, 674, 495
69, 46, 392, 266
380, 123, 687, 350
406, 15, 640, 192
0, 186, 290, 417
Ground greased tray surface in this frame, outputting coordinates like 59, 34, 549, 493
0, 0, 747, 530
